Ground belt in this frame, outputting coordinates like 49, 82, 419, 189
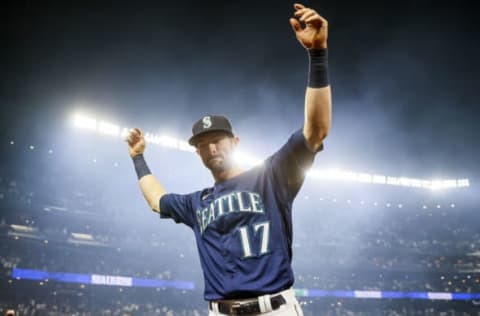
209, 294, 286, 315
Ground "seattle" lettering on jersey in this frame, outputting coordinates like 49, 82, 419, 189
196, 191, 265, 234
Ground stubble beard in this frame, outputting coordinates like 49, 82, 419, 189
206, 157, 227, 174
206, 155, 235, 176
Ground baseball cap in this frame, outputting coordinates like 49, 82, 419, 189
188, 115, 234, 146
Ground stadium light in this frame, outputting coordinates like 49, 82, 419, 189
8, 225, 42, 240
10, 225, 37, 233
68, 232, 105, 247
73, 113, 97, 130
70, 232, 94, 241
71, 112, 471, 191
98, 121, 120, 136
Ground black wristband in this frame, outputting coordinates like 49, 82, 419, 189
308, 49, 329, 88
132, 154, 151, 180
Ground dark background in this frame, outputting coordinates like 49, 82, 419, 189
1, 0, 478, 181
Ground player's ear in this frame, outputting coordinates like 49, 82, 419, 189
232, 135, 240, 146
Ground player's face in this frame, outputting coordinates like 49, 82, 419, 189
195, 132, 239, 173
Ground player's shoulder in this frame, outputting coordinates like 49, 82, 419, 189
165, 189, 209, 204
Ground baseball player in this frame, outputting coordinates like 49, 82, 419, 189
127, 3, 331, 315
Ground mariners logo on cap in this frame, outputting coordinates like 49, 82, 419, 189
189, 114, 233, 146
202, 116, 212, 129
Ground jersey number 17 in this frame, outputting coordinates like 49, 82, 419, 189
238, 221, 270, 258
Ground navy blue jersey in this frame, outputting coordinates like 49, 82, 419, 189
159, 129, 321, 301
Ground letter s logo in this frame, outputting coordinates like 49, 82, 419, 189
202, 116, 212, 129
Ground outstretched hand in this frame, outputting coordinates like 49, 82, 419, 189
126, 128, 146, 158
289, 3, 328, 50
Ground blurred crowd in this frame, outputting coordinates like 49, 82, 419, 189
1, 156, 479, 315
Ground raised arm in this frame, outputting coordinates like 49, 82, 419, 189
290, 3, 332, 152
126, 128, 166, 213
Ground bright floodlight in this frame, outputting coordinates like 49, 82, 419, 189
10, 225, 37, 233
70, 232, 94, 241
70, 112, 471, 191
146, 133, 177, 149
372, 175, 386, 184
457, 179, 470, 187
73, 113, 97, 130
98, 121, 120, 136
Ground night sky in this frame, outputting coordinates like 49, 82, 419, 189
1, 0, 479, 183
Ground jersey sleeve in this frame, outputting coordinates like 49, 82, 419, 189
159, 193, 196, 228
269, 128, 322, 203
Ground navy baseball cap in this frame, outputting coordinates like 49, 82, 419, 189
189, 115, 234, 146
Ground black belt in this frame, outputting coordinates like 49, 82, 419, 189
209, 294, 286, 315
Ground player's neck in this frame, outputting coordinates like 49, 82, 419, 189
212, 166, 243, 183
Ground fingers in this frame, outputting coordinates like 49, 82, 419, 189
293, 6, 327, 27
300, 10, 317, 22
294, 3, 305, 10
305, 14, 323, 25
125, 128, 144, 145
126, 134, 136, 146
289, 18, 302, 33
294, 8, 316, 22
294, 8, 308, 18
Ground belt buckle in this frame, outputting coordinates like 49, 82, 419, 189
230, 302, 242, 315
